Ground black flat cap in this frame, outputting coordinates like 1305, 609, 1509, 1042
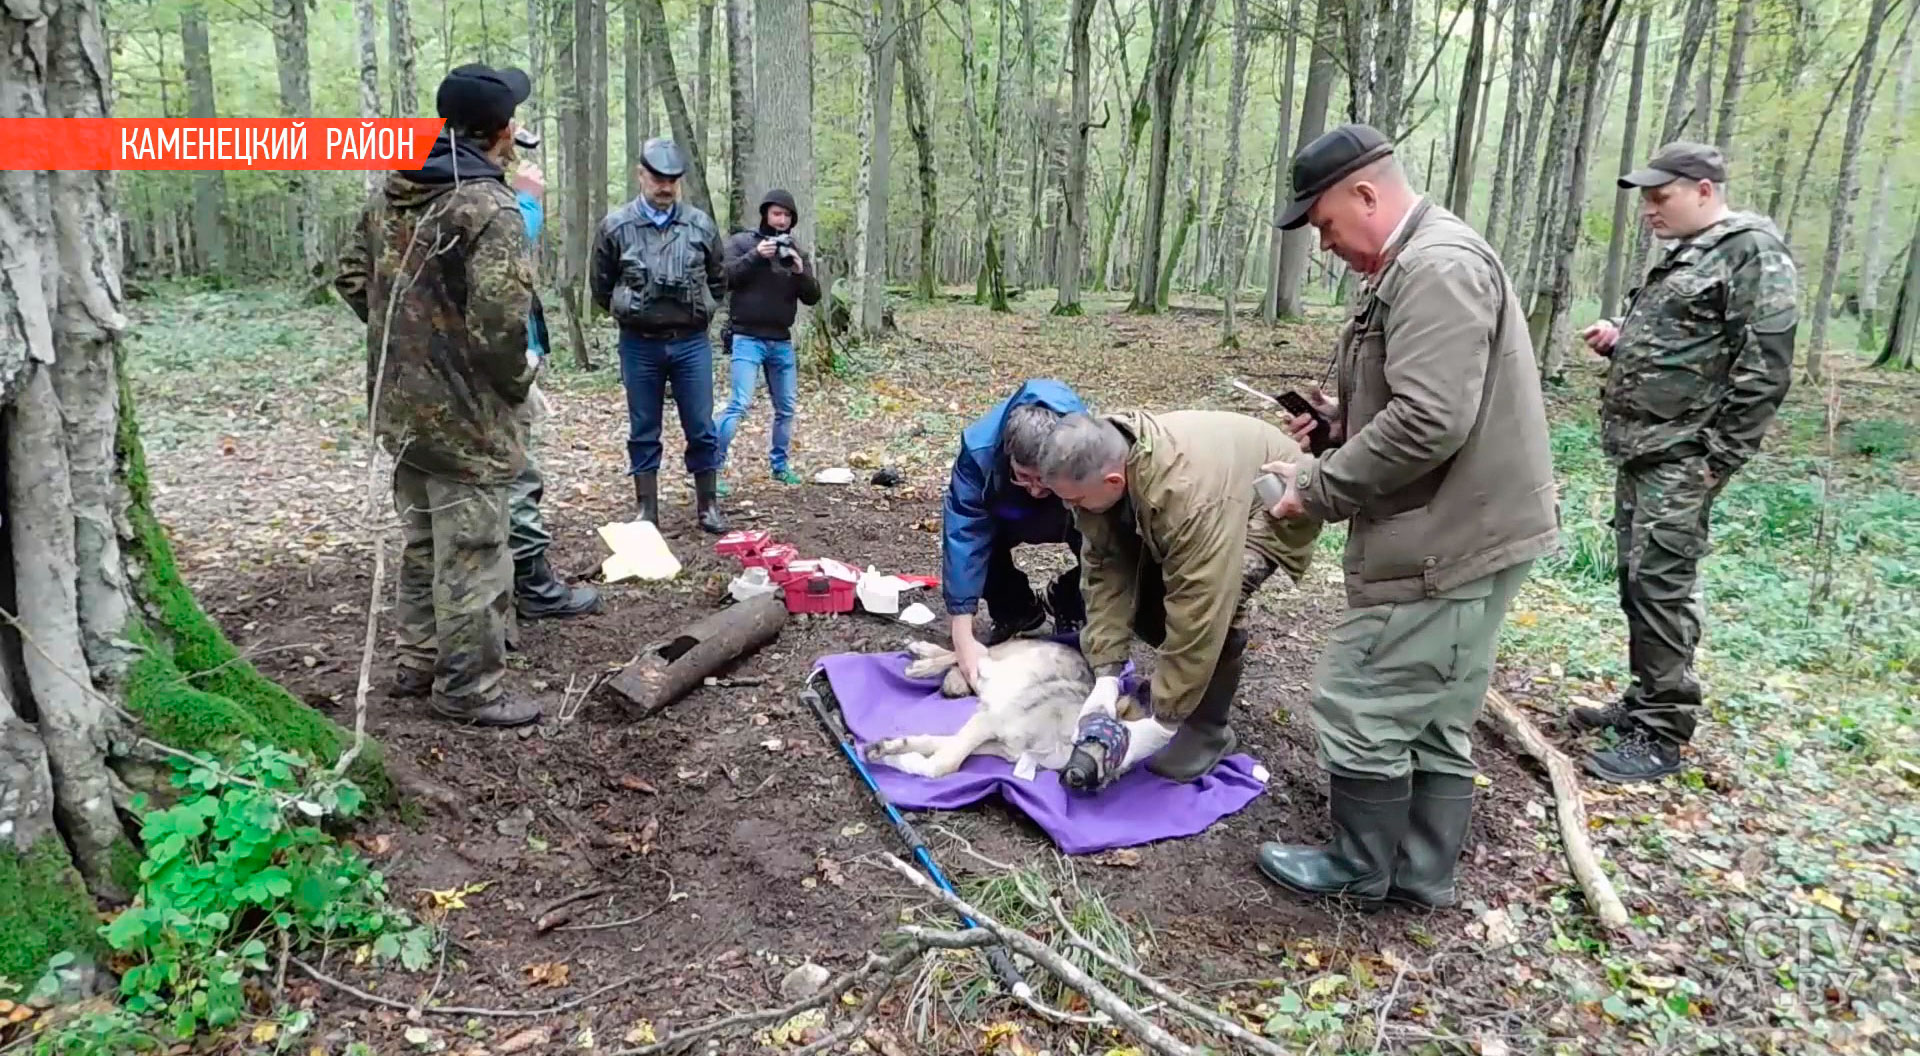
1278, 123, 1396, 230
436, 63, 532, 136
1619, 140, 1728, 188
640, 137, 687, 179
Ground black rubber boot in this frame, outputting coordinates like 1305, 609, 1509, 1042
1256, 773, 1413, 901
1147, 629, 1244, 782
514, 554, 603, 619
633, 472, 659, 524
1386, 771, 1476, 909
694, 471, 726, 534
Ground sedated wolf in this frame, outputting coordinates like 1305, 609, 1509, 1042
866, 637, 1147, 780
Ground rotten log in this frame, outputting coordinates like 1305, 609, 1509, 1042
1480, 689, 1632, 931
607, 593, 788, 716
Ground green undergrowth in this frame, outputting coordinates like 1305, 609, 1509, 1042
0, 837, 103, 987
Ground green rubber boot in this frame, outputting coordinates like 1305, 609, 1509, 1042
1385, 771, 1476, 909
1256, 774, 1412, 901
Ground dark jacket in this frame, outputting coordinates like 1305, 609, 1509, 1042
722, 189, 823, 341
940, 379, 1086, 615
334, 135, 533, 485
590, 196, 726, 338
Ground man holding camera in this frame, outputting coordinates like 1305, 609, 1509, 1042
715, 189, 822, 490
590, 137, 729, 533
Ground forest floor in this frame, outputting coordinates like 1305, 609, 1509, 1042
119, 283, 1918, 1055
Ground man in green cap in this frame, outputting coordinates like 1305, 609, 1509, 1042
1253, 123, 1559, 909
1571, 141, 1800, 783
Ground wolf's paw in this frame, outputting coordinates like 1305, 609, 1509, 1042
904, 640, 948, 660
881, 751, 942, 778
867, 737, 910, 759
904, 654, 955, 680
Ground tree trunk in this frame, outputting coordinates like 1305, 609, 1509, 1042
853, 0, 898, 336
1628, 0, 1714, 275
1054, 0, 1096, 315
1861, 22, 1915, 349
1712, 0, 1754, 153
725, 0, 752, 229
1499, 0, 1565, 269
1261, 0, 1302, 323
1278, 0, 1338, 319
1600, 5, 1648, 319
639, 0, 716, 218
181, 3, 228, 273
389, 0, 418, 117
626, 0, 644, 200
270, 0, 318, 282
1484, 0, 1529, 250
1342, 0, 1375, 125
1128, 0, 1207, 313
697, 0, 714, 165
1874, 209, 1920, 369
750, 0, 816, 345
1809, 0, 1892, 381
2, 0, 388, 983
1216, 0, 1252, 343
1538, 0, 1623, 378
899, 0, 937, 301
590, 0, 609, 232
1091, 0, 1150, 292
1446, 0, 1490, 216
959, 0, 1008, 311
1518, 0, 1579, 301
1764, 2, 1812, 220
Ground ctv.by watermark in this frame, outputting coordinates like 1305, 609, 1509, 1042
1737, 914, 1912, 1003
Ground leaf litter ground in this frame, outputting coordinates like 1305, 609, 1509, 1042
127, 286, 1920, 1054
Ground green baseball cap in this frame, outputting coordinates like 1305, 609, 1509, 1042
1618, 140, 1728, 188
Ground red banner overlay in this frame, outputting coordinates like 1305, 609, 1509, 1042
4, 119, 449, 171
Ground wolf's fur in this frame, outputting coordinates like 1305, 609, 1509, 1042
868, 638, 1145, 779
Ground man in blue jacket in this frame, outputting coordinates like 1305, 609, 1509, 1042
942, 379, 1088, 692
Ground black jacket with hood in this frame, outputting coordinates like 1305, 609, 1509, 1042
722, 189, 823, 342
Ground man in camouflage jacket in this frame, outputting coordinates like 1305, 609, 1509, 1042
1575, 141, 1800, 782
335, 63, 543, 728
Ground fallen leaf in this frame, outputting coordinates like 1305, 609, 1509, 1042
617, 775, 658, 794
637, 814, 659, 852
624, 1020, 658, 1045
524, 961, 572, 988
1477, 1035, 1511, 1056
422, 881, 492, 911
251, 1022, 279, 1044
403, 1025, 433, 1046
1093, 848, 1142, 868
498, 1027, 551, 1054
840, 822, 867, 838
816, 856, 846, 886
761, 737, 785, 751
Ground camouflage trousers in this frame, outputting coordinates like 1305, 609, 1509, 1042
1614, 455, 1726, 745
1124, 548, 1280, 724
393, 463, 513, 701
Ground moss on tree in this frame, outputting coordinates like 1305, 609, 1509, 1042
0, 836, 102, 988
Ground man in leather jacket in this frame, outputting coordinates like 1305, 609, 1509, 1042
590, 137, 729, 534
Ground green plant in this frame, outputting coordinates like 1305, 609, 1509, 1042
104, 743, 431, 1037
31, 1007, 164, 1056
1844, 417, 1913, 461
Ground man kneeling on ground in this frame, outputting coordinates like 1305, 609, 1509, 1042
941, 379, 1088, 692
1034, 410, 1323, 781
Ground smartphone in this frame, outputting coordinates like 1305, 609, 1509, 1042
1277, 391, 1333, 454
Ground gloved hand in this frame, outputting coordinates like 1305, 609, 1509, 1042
1117, 716, 1178, 770
1077, 675, 1123, 722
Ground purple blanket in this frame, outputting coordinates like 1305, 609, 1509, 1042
813, 647, 1268, 854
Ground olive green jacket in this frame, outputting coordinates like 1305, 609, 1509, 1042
1077, 410, 1322, 722
1294, 200, 1559, 608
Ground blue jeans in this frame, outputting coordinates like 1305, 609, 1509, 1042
715, 335, 799, 473
617, 330, 720, 476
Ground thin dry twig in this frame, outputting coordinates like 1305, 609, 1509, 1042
532, 883, 619, 933
290, 957, 650, 1018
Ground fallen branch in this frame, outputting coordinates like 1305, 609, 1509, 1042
291, 957, 650, 1018
531, 884, 618, 933
1480, 690, 1630, 931
880, 853, 1198, 1056
612, 944, 930, 1056
1045, 896, 1289, 1056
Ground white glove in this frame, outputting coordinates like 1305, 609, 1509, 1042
526, 349, 542, 373
1077, 676, 1123, 722
1116, 717, 1179, 771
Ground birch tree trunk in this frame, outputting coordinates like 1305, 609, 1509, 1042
853, 0, 898, 336
899, 0, 937, 300
1446, 0, 1490, 217
1218, 0, 1252, 345
1261, 0, 1302, 323
270, 0, 318, 281
1808, 0, 1893, 381
1054, 0, 1097, 315
1861, 23, 1915, 347
1484, 0, 1529, 251
389, 0, 418, 118
1278, 0, 1338, 318
725, 0, 753, 228
1600, 5, 1649, 319
181, 3, 229, 271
